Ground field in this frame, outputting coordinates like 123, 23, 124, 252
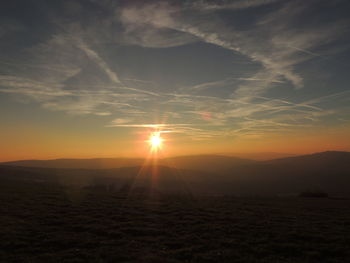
1, 180, 350, 263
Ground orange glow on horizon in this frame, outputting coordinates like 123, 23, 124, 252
0, 123, 350, 162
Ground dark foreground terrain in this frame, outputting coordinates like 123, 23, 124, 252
1, 179, 350, 263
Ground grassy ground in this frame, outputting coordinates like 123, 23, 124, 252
1, 181, 349, 262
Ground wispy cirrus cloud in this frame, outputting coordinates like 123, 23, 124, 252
75, 40, 121, 84
120, 0, 348, 94
189, 0, 284, 11
0, 0, 349, 143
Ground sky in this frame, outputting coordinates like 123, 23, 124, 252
1, 0, 350, 161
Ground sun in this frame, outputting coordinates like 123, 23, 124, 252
149, 132, 163, 151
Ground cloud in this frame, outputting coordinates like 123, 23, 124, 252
188, 78, 237, 92
190, 0, 283, 11
107, 121, 231, 140
119, 2, 197, 48
117, 0, 350, 141
0, 0, 349, 142
120, 2, 176, 28
75, 40, 121, 84
120, 0, 348, 96
120, 24, 198, 48
112, 118, 133, 124
108, 123, 190, 129
158, 88, 350, 140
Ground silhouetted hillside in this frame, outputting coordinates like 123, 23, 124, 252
0, 165, 217, 196
162, 155, 255, 173
1, 151, 349, 196
226, 152, 296, 161
224, 151, 350, 196
2, 155, 255, 173
2, 158, 145, 169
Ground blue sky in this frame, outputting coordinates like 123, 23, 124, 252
1, 0, 350, 158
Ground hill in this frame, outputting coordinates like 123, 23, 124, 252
1, 151, 349, 196
1, 158, 145, 170
224, 151, 350, 196
1, 155, 255, 173
161, 155, 255, 173
0, 165, 217, 196
1, 153, 350, 262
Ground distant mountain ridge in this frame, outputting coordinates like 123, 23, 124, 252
265, 151, 350, 164
1, 158, 145, 170
1, 155, 255, 173
1, 151, 349, 196
225, 151, 350, 195
225, 152, 297, 161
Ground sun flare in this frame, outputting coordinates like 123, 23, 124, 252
149, 132, 163, 151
